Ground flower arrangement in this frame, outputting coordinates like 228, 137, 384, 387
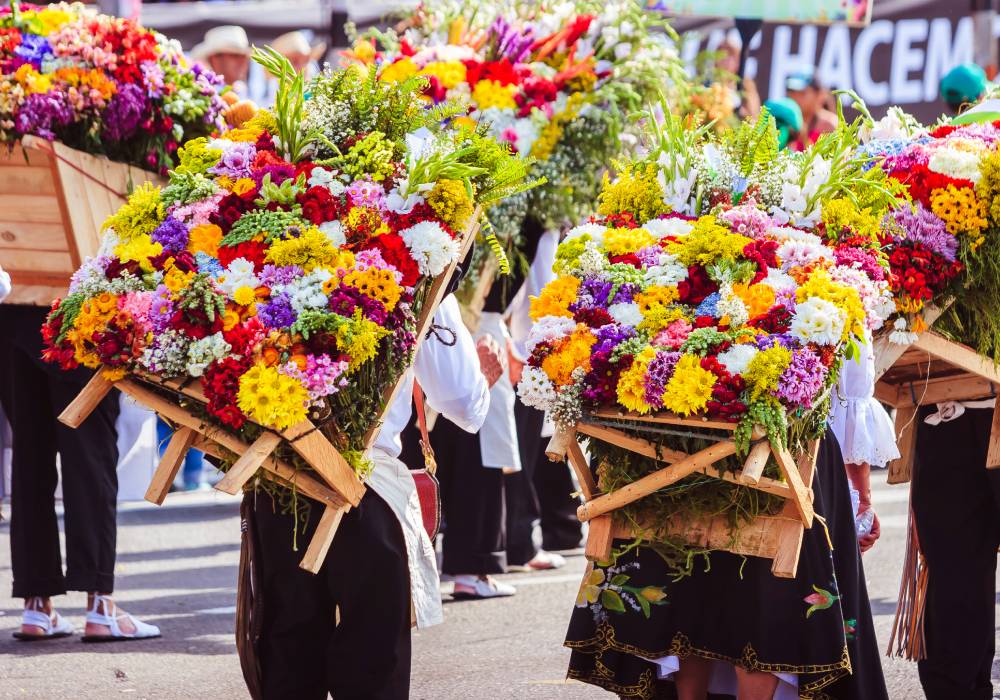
861, 104, 1000, 356
41, 51, 533, 476
517, 108, 900, 573
0, 2, 226, 172
349, 0, 687, 282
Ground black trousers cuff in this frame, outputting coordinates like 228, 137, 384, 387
12, 575, 67, 599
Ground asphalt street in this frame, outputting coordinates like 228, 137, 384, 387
0, 471, 995, 699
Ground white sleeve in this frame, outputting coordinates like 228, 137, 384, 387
0, 265, 10, 303
828, 330, 900, 468
414, 295, 490, 433
506, 229, 559, 362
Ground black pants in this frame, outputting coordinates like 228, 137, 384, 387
912, 406, 1000, 700
0, 305, 120, 597
505, 403, 582, 564
248, 490, 411, 700
432, 416, 506, 575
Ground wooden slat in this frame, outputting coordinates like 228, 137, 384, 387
58, 372, 115, 428
986, 401, 1000, 469
566, 438, 598, 501
299, 505, 349, 573
545, 425, 576, 462
770, 518, 806, 578
738, 440, 772, 485
584, 514, 614, 562
4, 283, 66, 306
576, 439, 739, 522
773, 447, 815, 527
912, 332, 1000, 385
0, 194, 63, 224
887, 405, 919, 485
0, 222, 74, 251
2, 249, 74, 274
576, 422, 689, 463
0, 165, 56, 195
282, 420, 365, 506
215, 431, 284, 495
589, 408, 738, 431
144, 426, 196, 505
881, 374, 997, 408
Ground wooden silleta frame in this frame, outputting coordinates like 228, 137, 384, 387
547, 411, 819, 579
0, 136, 164, 305
58, 209, 482, 573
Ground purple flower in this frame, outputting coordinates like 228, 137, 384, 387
151, 216, 189, 253
16, 91, 73, 140
577, 277, 614, 309
755, 333, 798, 351
14, 34, 51, 66
644, 351, 681, 409
593, 323, 635, 355
885, 204, 958, 262
634, 246, 662, 267
258, 264, 304, 287
258, 293, 297, 329
720, 202, 772, 238
487, 17, 535, 62
612, 283, 639, 305
141, 61, 165, 99
833, 246, 886, 281
210, 142, 256, 179
774, 347, 828, 408
253, 164, 296, 187
102, 83, 149, 142
149, 286, 175, 332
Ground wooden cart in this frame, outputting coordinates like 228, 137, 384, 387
546, 411, 819, 578
57, 211, 481, 572
0, 136, 164, 305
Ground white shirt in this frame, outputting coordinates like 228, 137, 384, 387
0, 264, 10, 302
505, 229, 560, 362
367, 294, 490, 628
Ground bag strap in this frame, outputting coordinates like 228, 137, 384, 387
413, 382, 437, 475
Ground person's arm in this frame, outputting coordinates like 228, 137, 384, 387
845, 461, 879, 552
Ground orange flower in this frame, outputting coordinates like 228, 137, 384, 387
188, 224, 223, 257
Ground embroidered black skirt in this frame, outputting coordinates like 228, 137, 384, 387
564, 430, 888, 700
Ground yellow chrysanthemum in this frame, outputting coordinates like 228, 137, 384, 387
237, 364, 309, 430
233, 286, 257, 306
472, 79, 518, 110
635, 286, 680, 334
343, 267, 403, 312
529, 276, 581, 321
603, 227, 656, 256
418, 61, 467, 89
660, 354, 716, 417
380, 57, 419, 84
616, 347, 656, 414
930, 184, 988, 237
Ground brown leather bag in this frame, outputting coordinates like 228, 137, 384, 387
411, 382, 441, 540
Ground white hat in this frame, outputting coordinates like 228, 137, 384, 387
270, 31, 327, 61
191, 25, 252, 62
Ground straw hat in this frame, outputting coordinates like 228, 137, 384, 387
270, 31, 326, 62
191, 25, 252, 62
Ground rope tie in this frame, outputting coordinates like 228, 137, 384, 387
427, 323, 457, 346
29, 139, 130, 200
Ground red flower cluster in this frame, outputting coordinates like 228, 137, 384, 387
201, 357, 251, 429
701, 356, 747, 422
887, 241, 962, 303
218, 240, 268, 272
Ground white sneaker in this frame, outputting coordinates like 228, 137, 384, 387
451, 575, 516, 599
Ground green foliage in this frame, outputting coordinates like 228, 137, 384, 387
177, 274, 226, 322
160, 171, 220, 209
725, 109, 779, 178
222, 210, 306, 246
253, 46, 318, 162
254, 173, 306, 210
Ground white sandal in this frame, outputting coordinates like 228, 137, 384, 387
82, 595, 161, 643
13, 601, 75, 641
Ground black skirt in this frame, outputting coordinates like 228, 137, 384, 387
564, 430, 888, 700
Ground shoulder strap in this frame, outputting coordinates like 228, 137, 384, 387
412, 382, 437, 474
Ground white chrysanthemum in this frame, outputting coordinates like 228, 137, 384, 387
217, 258, 259, 297
763, 267, 797, 295
564, 223, 607, 246
928, 146, 984, 183
717, 283, 749, 327
517, 366, 558, 411
308, 166, 346, 196
790, 297, 846, 346
526, 315, 578, 354
186, 332, 232, 377
717, 344, 760, 376
644, 252, 688, 287
287, 269, 333, 313
608, 302, 644, 328
767, 226, 822, 245
777, 239, 831, 271
400, 221, 461, 277
644, 217, 694, 239
319, 220, 347, 248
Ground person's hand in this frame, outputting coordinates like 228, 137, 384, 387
476, 335, 503, 388
508, 342, 525, 387
858, 503, 880, 553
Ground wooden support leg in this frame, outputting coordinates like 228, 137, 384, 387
545, 425, 577, 462
770, 520, 805, 578
773, 447, 815, 527
986, 400, 1000, 469
738, 440, 772, 485
888, 405, 919, 484
215, 431, 284, 495
144, 426, 196, 505
58, 371, 115, 428
566, 439, 598, 501
584, 514, 614, 562
299, 504, 349, 573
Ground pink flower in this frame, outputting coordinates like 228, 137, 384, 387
652, 319, 692, 349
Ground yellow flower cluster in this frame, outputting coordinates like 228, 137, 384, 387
617, 347, 656, 413
426, 179, 474, 231
661, 355, 717, 416
597, 163, 668, 223
541, 326, 596, 386
22, 7, 73, 35
113, 234, 163, 273
216, 176, 257, 196
635, 286, 680, 333
14, 64, 52, 94
930, 185, 988, 239
472, 79, 518, 111
669, 217, 752, 267
976, 149, 1000, 226
743, 345, 792, 399
529, 275, 580, 320
796, 269, 866, 341
344, 268, 403, 312
162, 257, 195, 294
530, 92, 586, 161
345, 205, 391, 238
336, 313, 391, 371
53, 67, 117, 102
236, 364, 309, 430
104, 182, 165, 242
266, 227, 336, 271
821, 198, 880, 243
603, 227, 655, 256
379, 57, 419, 84
419, 61, 468, 89
66, 293, 120, 368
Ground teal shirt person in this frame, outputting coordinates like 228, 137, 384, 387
763, 97, 803, 150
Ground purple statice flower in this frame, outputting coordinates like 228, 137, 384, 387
14, 34, 51, 66
643, 350, 681, 409
577, 277, 614, 308
149, 286, 175, 332
258, 292, 297, 329
755, 332, 798, 351
885, 204, 958, 262
210, 142, 256, 179
720, 202, 771, 238
102, 83, 149, 142
487, 17, 535, 62
612, 283, 639, 305
833, 246, 886, 282
141, 61, 165, 99
16, 91, 73, 140
258, 264, 304, 287
151, 216, 189, 253
68, 255, 112, 294
593, 323, 636, 355
774, 347, 828, 408
253, 163, 295, 187
346, 180, 386, 210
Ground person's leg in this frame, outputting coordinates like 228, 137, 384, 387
326, 491, 411, 700
733, 668, 778, 700
535, 456, 584, 551
674, 656, 711, 700
504, 467, 541, 566
251, 493, 331, 700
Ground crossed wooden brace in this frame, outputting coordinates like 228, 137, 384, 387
546, 410, 818, 579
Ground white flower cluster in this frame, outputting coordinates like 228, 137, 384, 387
790, 297, 846, 345
400, 221, 460, 277
771, 157, 829, 228
526, 315, 577, 355
217, 258, 259, 298
517, 365, 557, 412
186, 332, 232, 377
